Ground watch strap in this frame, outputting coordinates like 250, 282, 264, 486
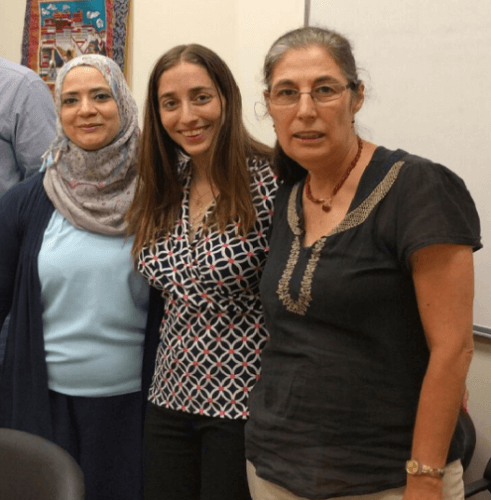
406, 459, 445, 479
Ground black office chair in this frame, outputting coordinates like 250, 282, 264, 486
454, 411, 491, 498
459, 410, 477, 472
0, 428, 85, 500
465, 458, 491, 498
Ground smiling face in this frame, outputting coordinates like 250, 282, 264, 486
157, 61, 223, 168
267, 45, 363, 171
60, 66, 121, 151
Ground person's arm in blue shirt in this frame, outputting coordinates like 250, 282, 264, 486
12, 75, 56, 180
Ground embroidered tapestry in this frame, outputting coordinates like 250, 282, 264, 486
21, 0, 131, 92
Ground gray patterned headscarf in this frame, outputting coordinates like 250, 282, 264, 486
43, 54, 139, 236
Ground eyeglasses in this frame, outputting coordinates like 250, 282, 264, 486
268, 83, 354, 106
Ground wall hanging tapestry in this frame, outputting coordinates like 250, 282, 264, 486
21, 0, 131, 92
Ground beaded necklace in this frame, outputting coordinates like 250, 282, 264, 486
305, 136, 363, 212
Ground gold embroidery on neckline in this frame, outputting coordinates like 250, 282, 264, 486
277, 161, 405, 316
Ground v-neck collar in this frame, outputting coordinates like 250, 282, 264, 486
291, 147, 407, 246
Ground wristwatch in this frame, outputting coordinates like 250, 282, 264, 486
406, 459, 445, 479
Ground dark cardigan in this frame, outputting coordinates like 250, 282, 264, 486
0, 173, 162, 439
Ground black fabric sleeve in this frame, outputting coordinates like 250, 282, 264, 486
0, 184, 25, 328
389, 158, 482, 270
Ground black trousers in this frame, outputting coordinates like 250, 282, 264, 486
144, 403, 252, 500
49, 390, 144, 500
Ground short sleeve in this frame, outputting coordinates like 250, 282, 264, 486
389, 158, 482, 268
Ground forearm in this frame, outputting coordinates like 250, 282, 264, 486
404, 343, 473, 499
411, 344, 473, 467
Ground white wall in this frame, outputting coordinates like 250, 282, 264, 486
0, 1, 25, 62
131, 0, 305, 145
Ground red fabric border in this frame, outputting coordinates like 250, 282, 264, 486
27, 0, 41, 72
106, 0, 114, 56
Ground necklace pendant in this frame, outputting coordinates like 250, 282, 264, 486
321, 203, 332, 213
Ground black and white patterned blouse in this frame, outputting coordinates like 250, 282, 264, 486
138, 157, 277, 420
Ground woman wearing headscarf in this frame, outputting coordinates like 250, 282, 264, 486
0, 55, 161, 500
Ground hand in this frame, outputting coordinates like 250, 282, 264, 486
402, 475, 443, 500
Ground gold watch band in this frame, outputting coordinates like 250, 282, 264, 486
406, 459, 445, 479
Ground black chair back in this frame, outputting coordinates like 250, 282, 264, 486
458, 410, 477, 472
0, 428, 85, 500
457, 411, 491, 498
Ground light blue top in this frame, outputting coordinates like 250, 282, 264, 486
38, 210, 149, 397
0, 57, 56, 198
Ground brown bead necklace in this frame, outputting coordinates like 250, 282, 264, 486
305, 136, 363, 213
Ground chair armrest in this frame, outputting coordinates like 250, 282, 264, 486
464, 457, 491, 498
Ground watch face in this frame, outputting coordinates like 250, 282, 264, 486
406, 460, 419, 474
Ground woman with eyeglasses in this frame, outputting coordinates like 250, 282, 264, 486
245, 27, 481, 500
126, 44, 277, 500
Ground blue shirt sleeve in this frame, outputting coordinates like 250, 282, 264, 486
12, 76, 56, 179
